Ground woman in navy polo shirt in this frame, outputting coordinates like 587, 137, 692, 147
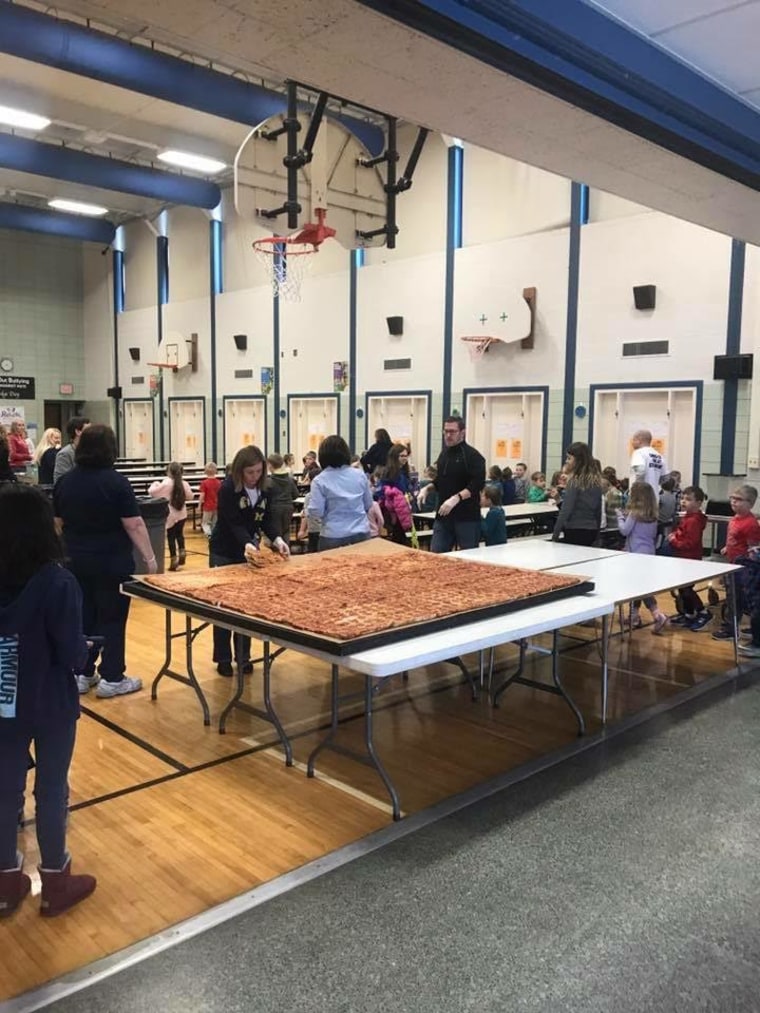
53, 425, 157, 698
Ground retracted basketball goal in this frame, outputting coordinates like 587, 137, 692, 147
460, 336, 504, 362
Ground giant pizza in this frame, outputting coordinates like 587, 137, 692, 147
143, 545, 590, 645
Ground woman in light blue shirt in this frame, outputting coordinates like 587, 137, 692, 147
307, 436, 373, 550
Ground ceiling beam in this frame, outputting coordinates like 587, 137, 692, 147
0, 134, 221, 209
0, 202, 116, 244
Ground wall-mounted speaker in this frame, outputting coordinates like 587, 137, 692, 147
233, 333, 248, 351
128, 347, 140, 362
633, 284, 656, 310
714, 354, 753, 380
386, 316, 404, 336
106, 385, 122, 399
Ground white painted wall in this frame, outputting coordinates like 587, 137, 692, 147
123, 220, 158, 311
82, 245, 113, 404
168, 207, 209, 303
577, 213, 732, 384
463, 148, 570, 244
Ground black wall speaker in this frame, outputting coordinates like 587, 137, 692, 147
233, 333, 248, 351
128, 347, 140, 361
714, 354, 753, 380
106, 385, 123, 399
386, 316, 404, 336
633, 284, 656, 310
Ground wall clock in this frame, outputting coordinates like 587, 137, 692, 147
0, 358, 13, 372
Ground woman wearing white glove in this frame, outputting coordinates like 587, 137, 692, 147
209, 446, 289, 676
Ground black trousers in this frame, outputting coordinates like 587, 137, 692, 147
559, 528, 598, 546
167, 519, 186, 557
209, 552, 250, 664
69, 568, 130, 682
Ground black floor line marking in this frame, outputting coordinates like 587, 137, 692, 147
79, 705, 188, 771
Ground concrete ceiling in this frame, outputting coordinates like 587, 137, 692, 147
1, 0, 759, 243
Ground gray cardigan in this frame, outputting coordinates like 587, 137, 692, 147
552, 483, 603, 540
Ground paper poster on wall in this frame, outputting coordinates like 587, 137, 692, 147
495, 439, 508, 458
0, 404, 23, 426
261, 367, 274, 395
308, 423, 326, 452
627, 421, 668, 461
510, 439, 523, 459
333, 361, 348, 393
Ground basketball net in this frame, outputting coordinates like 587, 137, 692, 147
461, 336, 499, 362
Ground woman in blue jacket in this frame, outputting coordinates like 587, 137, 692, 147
0, 485, 96, 918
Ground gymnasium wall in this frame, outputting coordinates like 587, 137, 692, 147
1, 132, 746, 482
0, 229, 85, 429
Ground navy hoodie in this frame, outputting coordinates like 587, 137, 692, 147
0, 563, 88, 731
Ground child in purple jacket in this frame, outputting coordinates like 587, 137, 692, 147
617, 481, 668, 634
0, 485, 96, 918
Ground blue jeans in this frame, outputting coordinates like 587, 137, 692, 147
0, 721, 76, 870
431, 519, 480, 553
318, 532, 370, 551
210, 552, 250, 665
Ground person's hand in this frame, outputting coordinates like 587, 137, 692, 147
297, 524, 308, 541
244, 542, 259, 563
720, 546, 728, 556
146, 557, 158, 575
667, 532, 675, 544
438, 494, 460, 517
417, 484, 430, 505
273, 536, 291, 559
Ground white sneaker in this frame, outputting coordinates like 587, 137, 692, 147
76, 674, 99, 695
95, 677, 143, 698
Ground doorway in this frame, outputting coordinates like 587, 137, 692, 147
463, 388, 548, 473
168, 398, 206, 467
287, 395, 339, 463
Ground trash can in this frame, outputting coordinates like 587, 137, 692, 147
134, 496, 169, 574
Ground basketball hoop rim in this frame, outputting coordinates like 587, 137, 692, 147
251, 236, 319, 256
146, 362, 179, 373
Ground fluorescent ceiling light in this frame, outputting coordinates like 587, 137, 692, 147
48, 198, 109, 216
158, 150, 226, 174
0, 104, 50, 131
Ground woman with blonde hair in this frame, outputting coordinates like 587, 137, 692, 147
34, 428, 61, 485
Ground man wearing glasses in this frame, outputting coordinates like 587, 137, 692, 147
419, 416, 486, 552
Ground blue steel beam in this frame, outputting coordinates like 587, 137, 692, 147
0, 4, 384, 157
0, 202, 116, 244
0, 134, 221, 208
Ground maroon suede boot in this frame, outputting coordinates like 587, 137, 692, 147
39, 855, 96, 917
0, 853, 32, 918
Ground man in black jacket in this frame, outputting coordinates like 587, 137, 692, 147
419, 416, 486, 552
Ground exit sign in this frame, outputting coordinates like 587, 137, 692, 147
59, 382, 74, 395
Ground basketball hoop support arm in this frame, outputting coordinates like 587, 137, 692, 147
258, 84, 330, 230
356, 123, 428, 249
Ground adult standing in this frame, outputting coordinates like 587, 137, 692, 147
53, 416, 90, 485
629, 429, 666, 499
420, 417, 486, 552
306, 436, 373, 551
360, 428, 393, 475
34, 428, 61, 485
53, 424, 155, 698
7, 420, 31, 471
552, 442, 604, 546
209, 446, 290, 677
0, 426, 16, 484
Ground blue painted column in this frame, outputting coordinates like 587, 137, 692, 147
562, 182, 583, 454
209, 218, 222, 462
442, 143, 463, 419
272, 244, 283, 454
720, 239, 746, 475
112, 248, 124, 450
348, 248, 362, 450
156, 234, 168, 459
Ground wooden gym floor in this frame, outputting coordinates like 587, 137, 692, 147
1, 531, 739, 1003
